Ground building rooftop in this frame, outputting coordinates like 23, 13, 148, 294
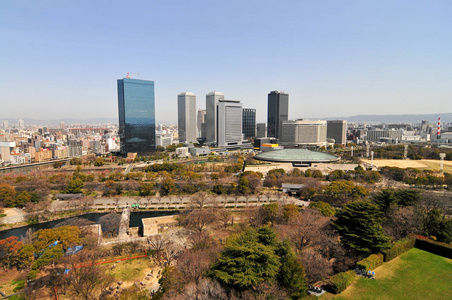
206, 91, 224, 96
178, 92, 196, 96
254, 149, 339, 163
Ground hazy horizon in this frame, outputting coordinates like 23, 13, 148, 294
1, 1, 451, 123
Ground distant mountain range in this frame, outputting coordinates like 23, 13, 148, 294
0, 118, 118, 126
1, 113, 451, 126
314, 113, 452, 124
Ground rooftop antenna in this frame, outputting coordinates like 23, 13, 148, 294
126, 72, 139, 79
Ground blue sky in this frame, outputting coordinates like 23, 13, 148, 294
1, 0, 451, 123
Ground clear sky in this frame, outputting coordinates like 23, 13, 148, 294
1, 0, 451, 123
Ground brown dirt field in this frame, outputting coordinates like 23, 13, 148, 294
361, 158, 452, 172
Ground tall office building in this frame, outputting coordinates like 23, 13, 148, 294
205, 91, 225, 143
117, 78, 155, 154
217, 100, 242, 147
1, 120, 8, 129
18, 119, 24, 128
327, 120, 347, 145
256, 123, 267, 138
242, 108, 256, 139
197, 108, 206, 137
267, 91, 289, 139
177, 92, 197, 142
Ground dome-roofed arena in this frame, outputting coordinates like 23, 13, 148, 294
253, 148, 339, 167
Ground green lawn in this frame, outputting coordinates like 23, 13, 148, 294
333, 248, 452, 300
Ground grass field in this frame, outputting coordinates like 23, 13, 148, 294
330, 248, 452, 300
106, 257, 152, 282
361, 158, 452, 173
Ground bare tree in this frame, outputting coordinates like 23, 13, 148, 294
170, 278, 228, 300
301, 248, 332, 283
264, 191, 272, 203
161, 240, 182, 265
278, 208, 330, 251
383, 206, 422, 240
181, 209, 217, 233
148, 234, 170, 255
19, 228, 35, 244
63, 250, 115, 300
190, 191, 212, 209
188, 231, 217, 252
217, 208, 232, 229
98, 212, 121, 236
175, 250, 212, 285
177, 194, 185, 205
233, 193, 240, 208
79, 197, 94, 210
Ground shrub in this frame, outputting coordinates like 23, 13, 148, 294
13, 280, 25, 292
356, 254, 384, 271
414, 236, 452, 259
330, 270, 356, 294
382, 236, 416, 262
28, 270, 38, 280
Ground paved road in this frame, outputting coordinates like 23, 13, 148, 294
1, 194, 309, 225
50, 194, 310, 212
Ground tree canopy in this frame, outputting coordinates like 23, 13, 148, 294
332, 200, 390, 255
209, 227, 307, 298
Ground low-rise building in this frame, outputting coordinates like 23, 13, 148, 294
176, 147, 190, 158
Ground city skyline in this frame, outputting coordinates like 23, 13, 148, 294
1, 1, 451, 122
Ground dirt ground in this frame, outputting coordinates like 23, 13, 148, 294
2, 208, 24, 217
245, 163, 358, 176
361, 158, 452, 173
0, 268, 26, 296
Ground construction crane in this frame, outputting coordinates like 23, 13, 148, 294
126, 72, 139, 78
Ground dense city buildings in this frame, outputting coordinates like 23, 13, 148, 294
267, 90, 289, 139
242, 108, 256, 139
217, 100, 243, 147
117, 78, 156, 154
327, 120, 347, 145
177, 92, 197, 142
280, 119, 327, 147
205, 91, 224, 143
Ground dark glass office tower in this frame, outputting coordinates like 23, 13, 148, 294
117, 78, 155, 154
242, 108, 256, 139
267, 91, 288, 139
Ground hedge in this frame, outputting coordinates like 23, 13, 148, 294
415, 236, 452, 259
330, 270, 356, 294
382, 236, 416, 262
356, 254, 384, 271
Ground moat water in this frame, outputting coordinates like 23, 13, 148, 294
0, 211, 180, 240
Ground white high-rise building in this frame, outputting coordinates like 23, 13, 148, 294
197, 108, 206, 137
217, 100, 242, 147
18, 119, 24, 128
205, 91, 224, 143
178, 92, 197, 142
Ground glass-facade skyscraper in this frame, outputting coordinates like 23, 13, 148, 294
242, 108, 256, 139
267, 90, 289, 139
117, 78, 155, 154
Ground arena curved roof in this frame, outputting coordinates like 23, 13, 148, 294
254, 149, 339, 163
